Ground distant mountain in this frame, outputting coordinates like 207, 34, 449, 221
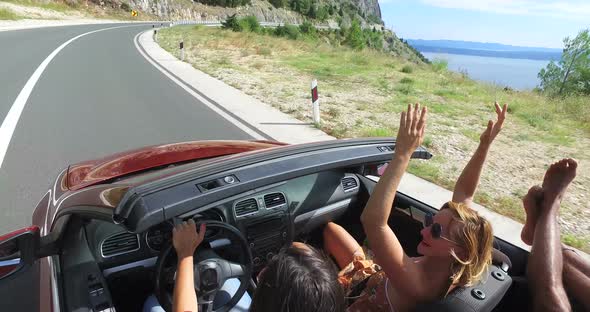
405, 39, 562, 53
404, 39, 562, 61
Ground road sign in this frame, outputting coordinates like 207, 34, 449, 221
131, 10, 138, 17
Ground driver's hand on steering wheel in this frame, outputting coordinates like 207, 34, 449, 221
173, 219, 206, 259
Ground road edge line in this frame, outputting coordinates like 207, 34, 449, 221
133, 30, 273, 141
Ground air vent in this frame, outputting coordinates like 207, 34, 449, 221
235, 198, 259, 217
264, 193, 286, 208
341, 177, 358, 192
101, 232, 139, 257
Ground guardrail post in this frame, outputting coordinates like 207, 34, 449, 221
180, 40, 184, 61
311, 79, 320, 124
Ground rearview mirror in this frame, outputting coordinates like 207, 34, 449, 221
0, 226, 39, 280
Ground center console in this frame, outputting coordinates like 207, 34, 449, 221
240, 211, 290, 271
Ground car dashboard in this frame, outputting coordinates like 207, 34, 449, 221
85, 170, 362, 274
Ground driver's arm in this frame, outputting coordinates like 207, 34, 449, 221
173, 220, 206, 312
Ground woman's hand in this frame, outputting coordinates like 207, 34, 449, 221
480, 102, 507, 147
173, 219, 206, 259
395, 103, 428, 157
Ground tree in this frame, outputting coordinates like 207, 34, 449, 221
270, 0, 288, 8
346, 20, 365, 50
307, 1, 317, 18
316, 5, 328, 21
538, 29, 590, 96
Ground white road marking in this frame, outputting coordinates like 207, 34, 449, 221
133, 30, 266, 140
0, 25, 138, 169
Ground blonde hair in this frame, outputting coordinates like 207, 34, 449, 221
443, 202, 494, 287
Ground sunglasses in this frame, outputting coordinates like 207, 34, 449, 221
423, 213, 460, 245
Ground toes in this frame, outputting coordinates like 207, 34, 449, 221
566, 158, 578, 169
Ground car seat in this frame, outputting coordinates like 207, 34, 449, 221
413, 248, 512, 312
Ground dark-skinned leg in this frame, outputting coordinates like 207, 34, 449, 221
520, 166, 589, 310
526, 159, 577, 312
563, 248, 590, 310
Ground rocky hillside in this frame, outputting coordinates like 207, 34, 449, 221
99, 0, 382, 27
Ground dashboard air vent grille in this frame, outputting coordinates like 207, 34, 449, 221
235, 198, 259, 216
101, 232, 139, 257
264, 193, 286, 208
341, 177, 358, 192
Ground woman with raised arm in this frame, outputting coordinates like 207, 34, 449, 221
324, 103, 496, 312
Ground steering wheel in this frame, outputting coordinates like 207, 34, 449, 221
155, 220, 253, 312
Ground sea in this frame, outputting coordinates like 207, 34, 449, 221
421, 52, 551, 91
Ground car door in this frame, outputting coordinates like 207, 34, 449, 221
0, 226, 43, 312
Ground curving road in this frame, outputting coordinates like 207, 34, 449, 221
0, 23, 252, 234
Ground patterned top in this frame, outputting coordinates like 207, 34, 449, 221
338, 256, 394, 312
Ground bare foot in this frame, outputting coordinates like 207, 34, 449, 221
541, 158, 577, 209
521, 186, 543, 245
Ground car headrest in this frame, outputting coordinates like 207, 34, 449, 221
413, 249, 512, 312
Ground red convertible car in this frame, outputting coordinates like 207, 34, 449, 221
0, 138, 531, 312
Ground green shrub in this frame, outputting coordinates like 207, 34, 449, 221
432, 59, 448, 72
239, 16, 260, 33
222, 14, 242, 32
120, 2, 130, 11
364, 29, 383, 49
401, 65, 413, 73
299, 20, 316, 36
275, 24, 301, 40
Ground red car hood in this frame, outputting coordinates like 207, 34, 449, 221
66, 140, 286, 190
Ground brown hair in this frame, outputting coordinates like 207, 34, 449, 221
250, 244, 345, 312
443, 201, 494, 286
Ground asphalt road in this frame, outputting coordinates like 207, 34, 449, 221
0, 24, 253, 234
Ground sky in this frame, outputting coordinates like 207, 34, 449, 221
378, 0, 590, 48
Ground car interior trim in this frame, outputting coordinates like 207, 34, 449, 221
293, 198, 352, 224
102, 256, 158, 278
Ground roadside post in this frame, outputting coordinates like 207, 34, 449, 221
311, 79, 320, 124
154, 29, 157, 42
180, 41, 184, 61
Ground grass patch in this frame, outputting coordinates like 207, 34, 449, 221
257, 47, 272, 56
362, 127, 396, 137
408, 160, 440, 182
0, 7, 21, 20
400, 77, 414, 84
4, 0, 75, 12
423, 136, 433, 148
408, 160, 455, 190
460, 129, 480, 142
562, 234, 590, 253
395, 84, 414, 95
475, 192, 525, 223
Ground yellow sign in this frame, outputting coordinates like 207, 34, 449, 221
131, 10, 138, 17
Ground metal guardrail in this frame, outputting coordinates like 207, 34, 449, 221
169, 20, 338, 30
